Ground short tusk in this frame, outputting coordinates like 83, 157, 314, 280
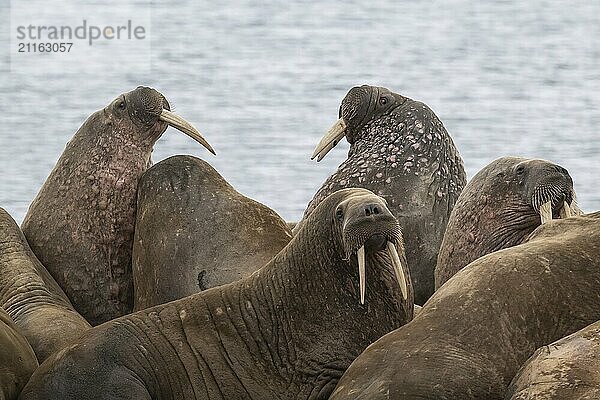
160, 109, 216, 155
387, 241, 408, 301
311, 118, 347, 162
539, 201, 553, 224
357, 246, 366, 305
559, 201, 572, 219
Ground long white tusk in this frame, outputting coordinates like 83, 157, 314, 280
159, 109, 216, 155
559, 201, 572, 219
358, 245, 366, 305
311, 118, 347, 161
387, 241, 408, 301
539, 201, 553, 224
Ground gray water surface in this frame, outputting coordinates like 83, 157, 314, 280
1, 1, 599, 222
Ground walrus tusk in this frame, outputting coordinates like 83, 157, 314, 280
311, 118, 347, 161
539, 201, 553, 224
159, 110, 216, 155
387, 241, 408, 301
358, 245, 366, 305
559, 201, 572, 219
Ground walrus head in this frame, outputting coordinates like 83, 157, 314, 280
330, 189, 409, 304
101, 86, 215, 154
435, 156, 580, 289
311, 85, 408, 161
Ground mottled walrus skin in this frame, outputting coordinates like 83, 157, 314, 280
0, 308, 37, 400
331, 213, 600, 400
0, 208, 90, 362
435, 156, 580, 289
305, 85, 466, 304
506, 318, 600, 400
133, 155, 292, 310
20, 188, 413, 400
21, 87, 214, 325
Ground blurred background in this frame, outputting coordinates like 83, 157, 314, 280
1, 0, 598, 222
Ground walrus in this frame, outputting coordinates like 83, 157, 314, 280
0, 308, 38, 400
434, 156, 580, 288
506, 319, 600, 399
331, 212, 600, 400
20, 188, 413, 400
21, 86, 215, 325
0, 208, 90, 362
304, 84, 466, 304
133, 155, 292, 310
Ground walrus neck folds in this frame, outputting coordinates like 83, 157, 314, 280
223, 207, 409, 393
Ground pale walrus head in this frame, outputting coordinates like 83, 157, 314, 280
100, 86, 215, 153
311, 85, 408, 161
331, 189, 410, 304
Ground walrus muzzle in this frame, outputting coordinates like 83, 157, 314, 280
311, 117, 347, 161
159, 110, 216, 155
343, 207, 408, 304
532, 185, 579, 224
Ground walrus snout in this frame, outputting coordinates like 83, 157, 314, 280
340, 193, 409, 304
525, 160, 580, 224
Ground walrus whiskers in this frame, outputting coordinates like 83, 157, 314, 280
159, 109, 216, 155
311, 117, 347, 161
358, 245, 366, 304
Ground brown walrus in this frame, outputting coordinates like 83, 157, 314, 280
506, 318, 600, 399
21, 86, 215, 325
435, 156, 580, 289
20, 188, 412, 400
133, 155, 292, 310
0, 308, 37, 400
0, 208, 90, 362
331, 212, 600, 400
304, 84, 466, 305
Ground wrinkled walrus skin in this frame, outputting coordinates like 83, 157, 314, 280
331, 212, 600, 400
133, 155, 292, 310
0, 208, 90, 363
21, 86, 214, 325
20, 188, 413, 400
0, 308, 37, 400
506, 306, 600, 399
435, 156, 579, 288
304, 85, 466, 305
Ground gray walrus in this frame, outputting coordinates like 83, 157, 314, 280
0, 208, 90, 362
506, 318, 600, 400
21, 86, 215, 325
133, 155, 292, 310
435, 156, 580, 289
304, 84, 466, 305
20, 188, 413, 400
331, 212, 600, 400
0, 308, 38, 400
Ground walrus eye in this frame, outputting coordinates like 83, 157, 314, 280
379, 97, 388, 105
516, 165, 525, 175
117, 101, 126, 110
336, 208, 344, 221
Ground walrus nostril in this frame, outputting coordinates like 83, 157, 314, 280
363, 204, 381, 217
